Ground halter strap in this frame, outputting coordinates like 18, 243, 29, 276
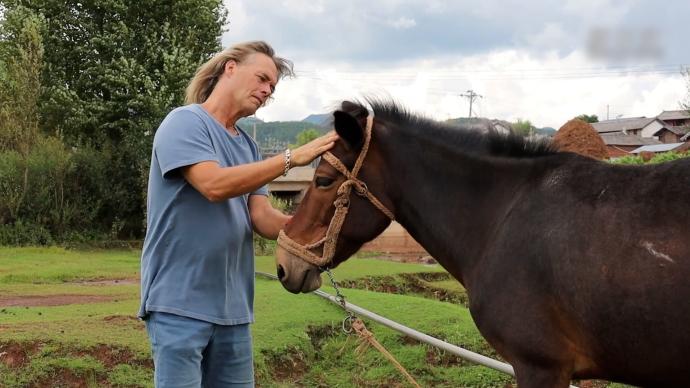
277, 114, 395, 267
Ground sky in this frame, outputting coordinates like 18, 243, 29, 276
222, 0, 690, 129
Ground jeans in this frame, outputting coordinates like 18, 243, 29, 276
145, 311, 254, 388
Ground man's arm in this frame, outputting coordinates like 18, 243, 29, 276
249, 195, 290, 239
182, 132, 337, 202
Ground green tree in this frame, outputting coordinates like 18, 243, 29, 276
575, 114, 599, 123
0, 6, 45, 224
3, 0, 228, 238
512, 119, 535, 137
291, 128, 320, 148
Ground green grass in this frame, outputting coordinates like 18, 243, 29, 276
0, 247, 140, 284
0, 247, 631, 387
255, 254, 446, 283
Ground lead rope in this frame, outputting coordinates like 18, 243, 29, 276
324, 268, 422, 388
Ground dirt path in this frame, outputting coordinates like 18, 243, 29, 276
0, 294, 115, 307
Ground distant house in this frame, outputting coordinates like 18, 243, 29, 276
591, 117, 666, 138
592, 110, 690, 157
657, 110, 690, 127
652, 126, 690, 144
268, 166, 315, 208
599, 132, 661, 158
654, 110, 690, 143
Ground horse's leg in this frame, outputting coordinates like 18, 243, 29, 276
513, 363, 572, 388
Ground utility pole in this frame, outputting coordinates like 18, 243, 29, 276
460, 90, 483, 119
607, 104, 610, 120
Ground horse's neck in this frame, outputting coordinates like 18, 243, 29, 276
381, 132, 533, 284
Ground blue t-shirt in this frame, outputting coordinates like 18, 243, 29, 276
138, 104, 268, 325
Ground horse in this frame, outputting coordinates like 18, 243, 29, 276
275, 99, 690, 387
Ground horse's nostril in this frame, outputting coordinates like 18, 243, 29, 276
277, 265, 286, 280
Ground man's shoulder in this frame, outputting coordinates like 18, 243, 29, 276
167, 104, 204, 120
157, 105, 206, 132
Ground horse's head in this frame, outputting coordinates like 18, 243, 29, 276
275, 101, 395, 293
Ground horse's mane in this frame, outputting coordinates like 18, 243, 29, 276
363, 98, 558, 159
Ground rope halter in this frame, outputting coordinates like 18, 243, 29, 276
277, 114, 395, 267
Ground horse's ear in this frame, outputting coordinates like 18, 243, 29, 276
333, 110, 364, 150
341, 101, 368, 120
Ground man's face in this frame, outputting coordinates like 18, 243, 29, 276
225, 53, 279, 116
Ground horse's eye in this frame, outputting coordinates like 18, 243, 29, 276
315, 176, 335, 188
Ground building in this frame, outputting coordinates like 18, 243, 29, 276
591, 109, 690, 158
598, 132, 661, 158
592, 117, 666, 138
267, 166, 314, 209
657, 110, 690, 127
652, 126, 690, 144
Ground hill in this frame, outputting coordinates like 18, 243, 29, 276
302, 113, 331, 127
239, 121, 328, 150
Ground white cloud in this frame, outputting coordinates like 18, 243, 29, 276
221, 0, 689, 129
257, 49, 687, 129
385, 17, 416, 29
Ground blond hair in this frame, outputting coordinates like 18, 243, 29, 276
184, 41, 294, 104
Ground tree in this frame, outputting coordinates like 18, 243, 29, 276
575, 114, 599, 123
292, 128, 320, 148
512, 119, 535, 137
0, 6, 45, 224
3, 0, 228, 238
0, 5, 43, 155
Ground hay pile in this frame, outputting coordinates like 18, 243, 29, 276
553, 119, 608, 160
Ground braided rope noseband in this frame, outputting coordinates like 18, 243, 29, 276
277, 115, 395, 267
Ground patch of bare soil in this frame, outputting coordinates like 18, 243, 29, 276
102, 314, 144, 330
76, 278, 138, 286
267, 349, 308, 386
28, 368, 102, 388
0, 340, 42, 368
72, 343, 152, 369
338, 272, 469, 307
0, 294, 114, 307
1, 339, 152, 387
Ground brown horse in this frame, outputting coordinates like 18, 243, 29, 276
275, 100, 690, 387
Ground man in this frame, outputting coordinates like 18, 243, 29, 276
138, 41, 337, 387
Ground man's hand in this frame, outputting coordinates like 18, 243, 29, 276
290, 132, 339, 167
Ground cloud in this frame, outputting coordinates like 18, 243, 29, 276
385, 17, 416, 29
222, 1, 689, 128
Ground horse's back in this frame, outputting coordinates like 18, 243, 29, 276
471, 154, 690, 385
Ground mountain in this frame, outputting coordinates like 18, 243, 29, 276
243, 121, 328, 151
535, 127, 556, 136
237, 116, 264, 127
302, 113, 331, 127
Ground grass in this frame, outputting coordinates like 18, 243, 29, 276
0, 247, 631, 387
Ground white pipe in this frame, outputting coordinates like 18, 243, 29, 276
256, 271, 577, 387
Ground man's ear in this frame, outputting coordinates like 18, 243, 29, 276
333, 110, 364, 150
224, 60, 237, 75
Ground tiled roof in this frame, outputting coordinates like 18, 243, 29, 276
657, 110, 690, 121
631, 143, 687, 153
600, 132, 661, 146
591, 117, 656, 133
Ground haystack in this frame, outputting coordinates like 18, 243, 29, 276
553, 119, 608, 160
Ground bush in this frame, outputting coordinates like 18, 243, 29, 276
611, 151, 689, 165
0, 137, 115, 245
254, 195, 291, 255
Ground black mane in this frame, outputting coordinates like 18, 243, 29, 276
363, 98, 558, 158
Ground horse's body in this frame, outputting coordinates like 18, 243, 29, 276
275, 100, 690, 387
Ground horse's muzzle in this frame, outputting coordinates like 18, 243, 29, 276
275, 247, 323, 293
